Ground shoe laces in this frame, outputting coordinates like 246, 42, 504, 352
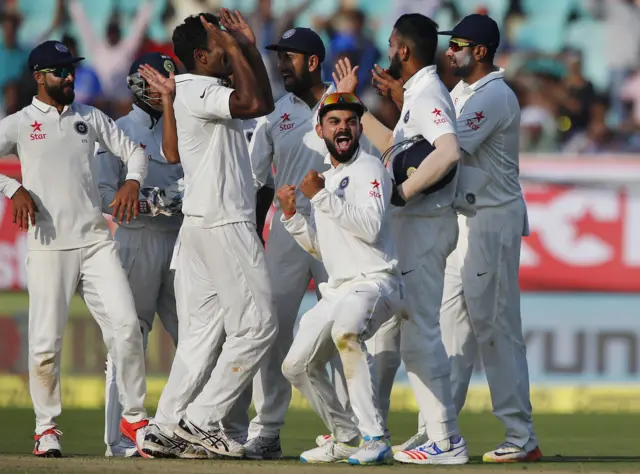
496, 441, 522, 452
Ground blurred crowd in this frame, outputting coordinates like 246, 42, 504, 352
2, 0, 640, 154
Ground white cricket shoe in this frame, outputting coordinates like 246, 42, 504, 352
392, 430, 429, 453
394, 436, 469, 465
105, 436, 139, 457
348, 436, 393, 465
33, 428, 62, 457
175, 418, 245, 458
317, 429, 391, 447
482, 441, 543, 463
142, 423, 208, 459
300, 440, 359, 463
244, 436, 283, 460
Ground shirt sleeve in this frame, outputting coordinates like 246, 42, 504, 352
282, 211, 322, 261
414, 88, 457, 145
455, 91, 504, 155
183, 82, 234, 121
311, 159, 390, 244
95, 147, 125, 214
248, 116, 274, 190
0, 114, 22, 198
92, 108, 148, 184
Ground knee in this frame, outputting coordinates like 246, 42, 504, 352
281, 355, 304, 386
331, 326, 360, 354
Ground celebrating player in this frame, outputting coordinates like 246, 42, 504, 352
334, 14, 469, 464
436, 14, 541, 463
96, 52, 184, 458
0, 40, 150, 457
279, 92, 401, 465
140, 11, 277, 459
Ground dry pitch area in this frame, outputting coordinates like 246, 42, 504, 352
1, 409, 639, 473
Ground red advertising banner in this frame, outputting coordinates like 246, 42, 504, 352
2, 156, 640, 292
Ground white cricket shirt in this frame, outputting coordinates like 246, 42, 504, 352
392, 65, 458, 218
250, 84, 379, 216
0, 97, 147, 250
283, 149, 399, 289
173, 73, 255, 228
96, 105, 183, 232
450, 69, 523, 208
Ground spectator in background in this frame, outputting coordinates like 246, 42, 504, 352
0, 10, 28, 91
555, 50, 596, 142
68, 0, 152, 118
563, 97, 625, 154
61, 34, 103, 108
0, 79, 19, 119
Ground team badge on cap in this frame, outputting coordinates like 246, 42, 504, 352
282, 29, 295, 39
73, 121, 88, 136
55, 43, 68, 53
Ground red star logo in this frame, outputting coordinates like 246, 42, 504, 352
371, 179, 380, 189
140, 143, 147, 150
432, 108, 442, 117
474, 111, 485, 122
281, 113, 291, 122
31, 121, 42, 132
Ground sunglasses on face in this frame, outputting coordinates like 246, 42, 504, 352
449, 39, 478, 52
39, 66, 75, 78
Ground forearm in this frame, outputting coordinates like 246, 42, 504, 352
162, 97, 180, 164
362, 112, 393, 154
240, 44, 275, 114
0, 174, 21, 198
399, 145, 461, 201
227, 45, 264, 115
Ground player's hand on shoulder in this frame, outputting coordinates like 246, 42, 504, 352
276, 184, 297, 218
333, 57, 359, 94
300, 170, 325, 200
110, 179, 141, 224
11, 186, 38, 231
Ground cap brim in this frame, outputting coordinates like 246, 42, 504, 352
437, 30, 455, 36
50, 56, 85, 67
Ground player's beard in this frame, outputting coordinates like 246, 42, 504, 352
284, 67, 312, 95
325, 131, 359, 163
46, 80, 75, 106
451, 51, 474, 78
388, 51, 403, 80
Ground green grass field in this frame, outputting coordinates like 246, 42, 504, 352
1, 409, 639, 473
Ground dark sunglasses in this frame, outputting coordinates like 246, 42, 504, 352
449, 39, 478, 52
38, 66, 76, 78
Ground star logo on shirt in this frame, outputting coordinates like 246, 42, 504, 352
371, 179, 381, 189
31, 121, 43, 132
281, 112, 291, 122
474, 111, 485, 122
431, 108, 442, 117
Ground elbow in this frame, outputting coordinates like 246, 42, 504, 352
165, 153, 181, 164
361, 221, 383, 244
448, 147, 462, 167
245, 97, 274, 118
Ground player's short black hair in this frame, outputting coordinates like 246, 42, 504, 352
393, 14, 439, 66
172, 12, 219, 72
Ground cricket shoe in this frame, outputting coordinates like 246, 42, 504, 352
33, 428, 62, 457
105, 436, 139, 457
175, 418, 245, 458
142, 423, 209, 459
394, 436, 469, 465
348, 436, 393, 465
300, 439, 360, 463
120, 418, 151, 458
316, 429, 391, 448
244, 436, 283, 460
482, 441, 543, 463
392, 430, 429, 453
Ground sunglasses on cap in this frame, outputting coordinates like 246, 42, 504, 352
448, 39, 478, 52
38, 66, 75, 78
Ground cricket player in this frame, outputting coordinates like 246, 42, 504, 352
436, 15, 541, 462
96, 52, 183, 458
279, 92, 401, 465
334, 14, 469, 464
138, 11, 277, 458
0, 40, 150, 457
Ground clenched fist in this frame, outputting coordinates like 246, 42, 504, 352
300, 170, 325, 199
276, 184, 297, 218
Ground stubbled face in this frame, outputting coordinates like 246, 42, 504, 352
446, 37, 480, 78
277, 51, 312, 94
39, 68, 76, 105
387, 29, 403, 80
317, 109, 362, 163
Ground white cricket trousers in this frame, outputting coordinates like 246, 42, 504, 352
392, 209, 460, 442
153, 221, 277, 431
104, 226, 179, 446
26, 240, 147, 435
440, 201, 537, 449
282, 276, 402, 441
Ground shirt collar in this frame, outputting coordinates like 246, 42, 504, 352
291, 82, 335, 111
31, 96, 72, 114
131, 104, 161, 128
403, 65, 437, 91
323, 146, 361, 171
464, 68, 505, 91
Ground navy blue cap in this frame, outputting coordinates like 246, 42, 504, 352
28, 40, 84, 72
266, 27, 326, 62
438, 14, 500, 53
129, 52, 177, 78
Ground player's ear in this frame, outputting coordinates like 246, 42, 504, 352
33, 71, 45, 85
399, 42, 410, 62
308, 55, 320, 73
194, 48, 206, 65
315, 123, 324, 139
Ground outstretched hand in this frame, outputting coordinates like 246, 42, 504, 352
332, 57, 360, 94
218, 8, 256, 47
138, 64, 175, 98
